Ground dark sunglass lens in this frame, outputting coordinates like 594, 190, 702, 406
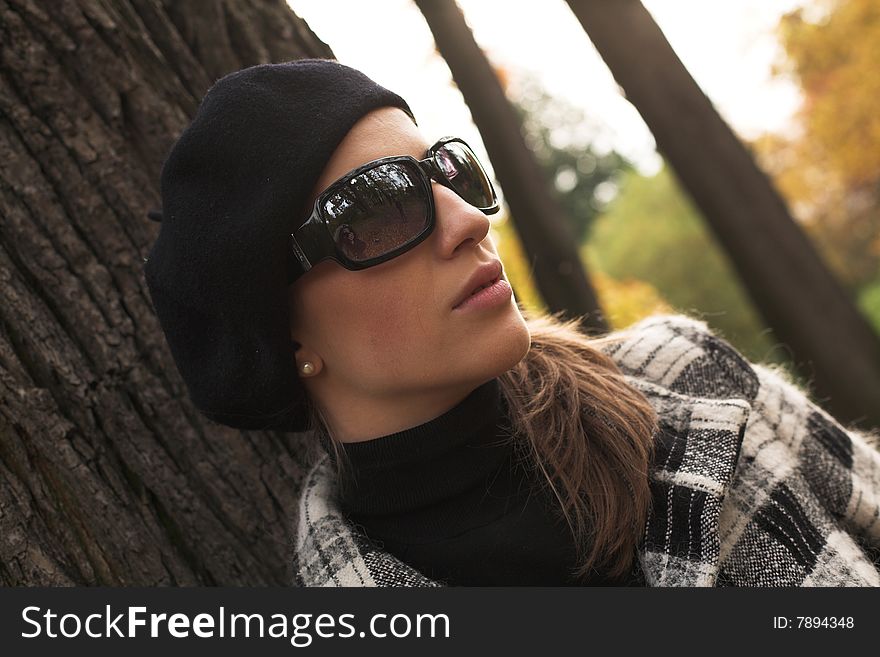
322, 162, 429, 263
434, 141, 495, 209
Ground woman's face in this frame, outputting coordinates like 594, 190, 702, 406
288, 107, 531, 440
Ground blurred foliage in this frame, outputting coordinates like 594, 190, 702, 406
777, 0, 880, 190
492, 216, 546, 314
494, 215, 674, 331
498, 71, 680, 332
582, 166, 790, 368
859, 279, 880, 325
495, 71, 802, 379
508, 72, 631, 243
588, 269, 674, 330
755, 0, 880, 332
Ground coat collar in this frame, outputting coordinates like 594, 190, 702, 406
625, 376, 751, 586
292, 375, 751, 587
294, 451, 442, 587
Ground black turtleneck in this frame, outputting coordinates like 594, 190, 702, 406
335, 378, 645, 586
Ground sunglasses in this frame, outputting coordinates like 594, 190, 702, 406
288, 136, 499, 282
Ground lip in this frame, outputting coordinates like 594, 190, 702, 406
452, 260, 506, 310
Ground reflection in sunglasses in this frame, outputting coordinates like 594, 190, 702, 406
328, 164, 428, 263
436, 148, 460, 180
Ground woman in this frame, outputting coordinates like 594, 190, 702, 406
144, 59, 880, 587
334, 224, 368, 260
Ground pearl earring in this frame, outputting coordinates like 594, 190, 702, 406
300, 362, 315, 376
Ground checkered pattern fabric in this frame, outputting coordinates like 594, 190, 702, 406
291, 313, 880, 586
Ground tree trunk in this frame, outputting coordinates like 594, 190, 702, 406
413, 0, 608, 334
0, 0, 332, 585
566, 0, 880, 430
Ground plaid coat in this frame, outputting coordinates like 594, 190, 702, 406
292, 313, 880, 586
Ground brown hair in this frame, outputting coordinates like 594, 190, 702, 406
305, 307, 659, 583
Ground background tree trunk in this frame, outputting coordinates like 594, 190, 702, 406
0, 0, 330, 585
566, 0, 880, 430
414, 0, 608, 334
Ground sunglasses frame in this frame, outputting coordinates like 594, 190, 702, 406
289, 136, 499, 282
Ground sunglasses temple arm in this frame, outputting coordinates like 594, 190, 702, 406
290, 234, 312, 274
289, 211, 334, 282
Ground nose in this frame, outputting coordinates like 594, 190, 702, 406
431, 182, 492, 258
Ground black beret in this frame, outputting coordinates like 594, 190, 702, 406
144, 59, 415, 431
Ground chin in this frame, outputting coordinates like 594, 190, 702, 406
485, 311, 532, 375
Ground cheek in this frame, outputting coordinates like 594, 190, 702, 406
362, 294, 411, 352
314, 278, 444, 372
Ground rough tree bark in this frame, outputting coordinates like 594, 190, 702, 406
565, 0, 880, 430
414, 0, 608, 334
0, 0, 332, 585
